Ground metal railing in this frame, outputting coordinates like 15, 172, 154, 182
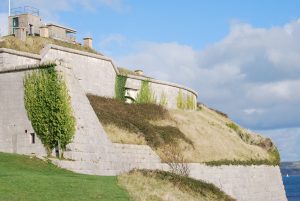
10, 6, 39, 16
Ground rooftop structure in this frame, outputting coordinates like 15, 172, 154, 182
8, 6, 77, 43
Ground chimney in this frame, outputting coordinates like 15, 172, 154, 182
40, 26, 49, 38
83, 37, 93, 49
15, 27, 26, 42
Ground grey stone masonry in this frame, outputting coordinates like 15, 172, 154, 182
0, 70, 46, 156
52, 63, 162, 175
41, 45, 118, 98
126, 75, 197, 109
188, 164, 287, 201
0, 48, 40, 71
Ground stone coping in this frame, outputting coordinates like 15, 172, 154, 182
0, 48, 41, 60
40, 44, 120, 74
0, 61, 56, 74
126, 74, 198, 97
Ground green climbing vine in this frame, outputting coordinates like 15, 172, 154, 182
115, 75, 127, 101
24, 64, 75, 155
136, 80, 156, 104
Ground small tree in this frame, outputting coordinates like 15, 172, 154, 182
177, 90, 185, 109
186, 94, 195, 110
136, 80, 156, 104
159, 91, 168, 107
24, 64, 76, 156
163, 145, 190, 177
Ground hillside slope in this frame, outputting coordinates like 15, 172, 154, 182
88, 95, 279, 165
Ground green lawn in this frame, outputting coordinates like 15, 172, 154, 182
0, 152, 130, 201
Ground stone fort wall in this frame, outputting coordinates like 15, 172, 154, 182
0, 47, 286, 201
1, 45, 197, 109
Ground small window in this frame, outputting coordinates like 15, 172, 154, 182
30, 133, 35, 144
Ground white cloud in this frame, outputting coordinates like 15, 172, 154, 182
117, 19, 300, 130
247, 80, 300, 103
99, 34, 126, 48
243, 108, 264, 115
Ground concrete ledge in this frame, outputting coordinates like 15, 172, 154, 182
0, 48, 41, 60
40, 44, 120, 74
0, 61, 56, 74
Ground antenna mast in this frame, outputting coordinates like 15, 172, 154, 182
8, 0, 11, 16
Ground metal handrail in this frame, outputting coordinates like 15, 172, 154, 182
10, 6, 39, 16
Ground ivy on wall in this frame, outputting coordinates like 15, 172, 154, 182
115, 75, 127, 101
24, 64, 75, 155
136, 80, 156, 104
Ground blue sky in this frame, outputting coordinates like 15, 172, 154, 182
1, 0, 300, 162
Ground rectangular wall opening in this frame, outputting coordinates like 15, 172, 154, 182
30, 133, 35, 144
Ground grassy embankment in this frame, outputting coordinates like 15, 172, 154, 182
0, 152, 235, 201
0, 35, 99, 55
88, 95, 280, 165
0, 152, 129, 201
119, 170, 235, 201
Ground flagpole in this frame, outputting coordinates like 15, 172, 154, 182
9, 0, 11, 16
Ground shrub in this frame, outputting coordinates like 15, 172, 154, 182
24, 64, 75, 155
177, 90, 185, 109
163, 145, 190, 177
136, 80, 156, 104
186, 94, 195, 110
115, 75, 127, 101
226, 123, 239, 132
159, 91, 168, 107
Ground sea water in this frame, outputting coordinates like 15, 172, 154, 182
283, 175, 300, 201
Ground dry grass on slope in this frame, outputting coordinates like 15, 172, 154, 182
158, 106, 271, 163
0, 36, 99, 55
87, 95, 192, 149
118, 170, 236, 201
88, 95, 278, 165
